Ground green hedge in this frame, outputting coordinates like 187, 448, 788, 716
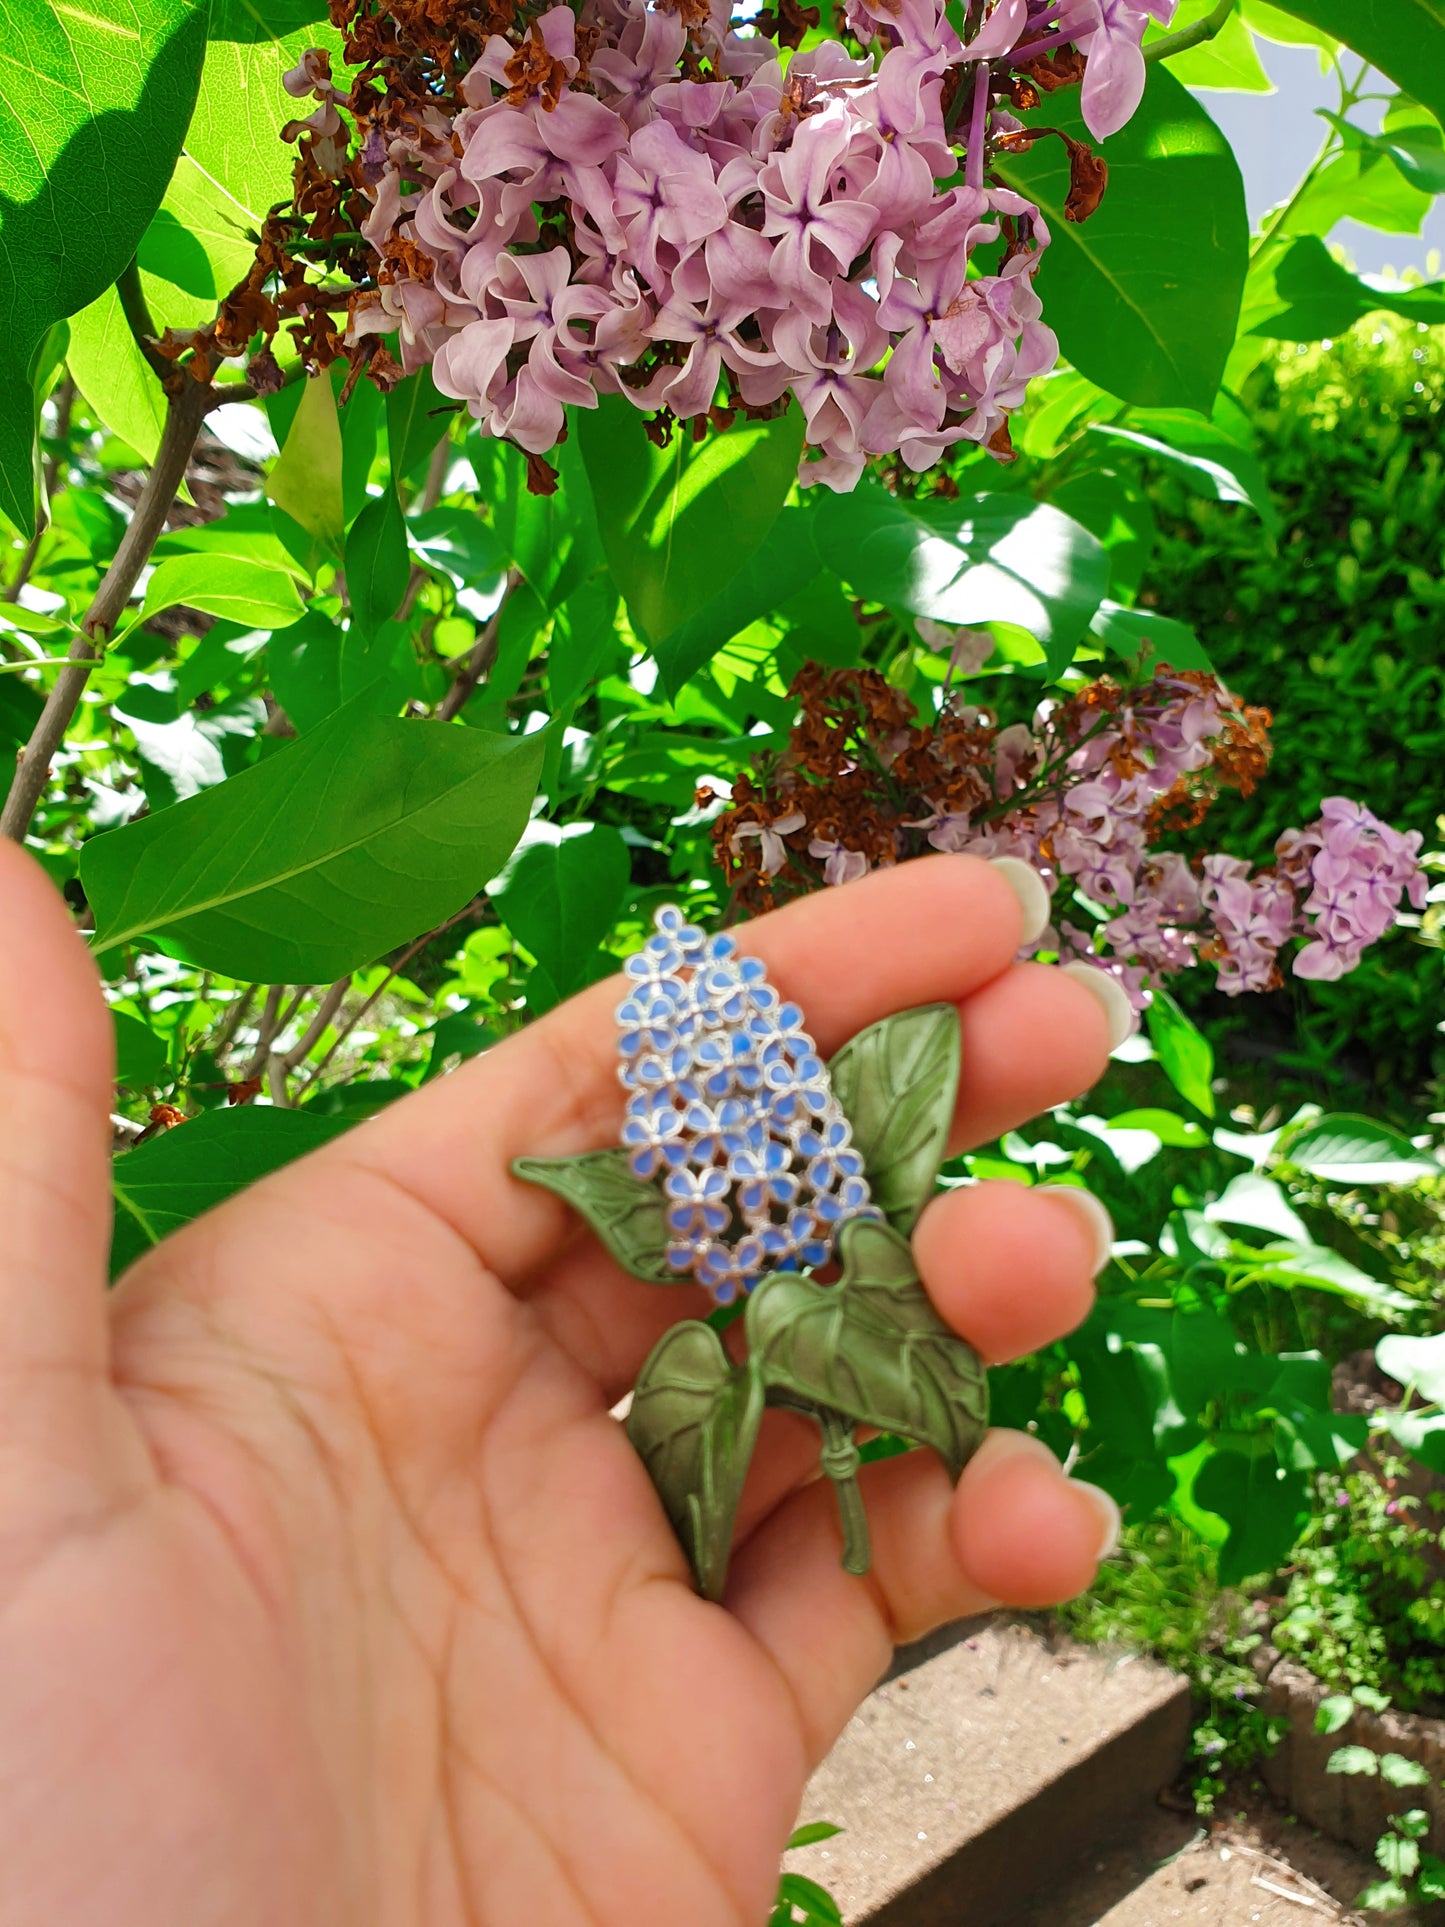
1138, 318, 1445, 1110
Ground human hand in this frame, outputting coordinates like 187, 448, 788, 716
0, 844, 1124, 1926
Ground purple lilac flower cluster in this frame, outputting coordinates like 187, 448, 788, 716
615, 906, 877, 1300
930, 688, 1426, 1009
285, 0, 1174, 489
716, 662, 1426, 1030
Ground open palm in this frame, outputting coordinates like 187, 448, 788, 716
0, 845, 1121, 1927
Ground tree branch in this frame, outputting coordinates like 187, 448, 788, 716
0, 376, 212, 843
1144, 0, 1234, 63
116, 258, 172, 383
294, 903, 478, 1100
435, 573, 518, 723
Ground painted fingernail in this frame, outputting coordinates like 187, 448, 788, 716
1059, 961, 1134, 1052
1073, 1481, 1122, 1562
1037, 1184, 1114, 1277
988, 856, 1051, 945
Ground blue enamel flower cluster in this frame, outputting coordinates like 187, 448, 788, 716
616, 905, 879, 1303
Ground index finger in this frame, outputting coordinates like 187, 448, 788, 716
322, 854, 1092, 1285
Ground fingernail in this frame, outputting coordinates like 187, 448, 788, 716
1073, 1481, 1122, 1562
1036, 1184, 1114, 1277
988, 856, 1051, 945
1059, 961, 1134, 1052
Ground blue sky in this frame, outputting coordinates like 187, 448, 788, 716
1198, 38, 1445, 277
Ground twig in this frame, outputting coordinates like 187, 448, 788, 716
273, 978, 350, 1083
1144, 0, 1234, 62
396, 433, 454, 623
1249, 1875, 1321, 1909
115, 257, 172, 383
0, 376, 212, 843
240, 986, 286, 1081
210, 984, 259, 1060
436, 573, 518, 722
295, 903, 479, 1099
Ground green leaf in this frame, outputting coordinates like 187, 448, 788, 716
183, 19, 343, 227
266, 375, 345, 551
1108, 1108, 1208, 1147
111, 1106, 353, 1277
116, 696, 265, 808
774, 1874, 844, 1926
1246, 235, 1445, 342
1239, 0, 1337, 49
1264, 1, 1445, 130
0, 0, 207, 535
511, 1148, 675, 1285
1087, 412, 1279, 534
1145, 988, 1216, 1117
472, 431, 602, 614
1287, 147, 1433, 241
1315, 1695, 1354, 1736
0, 672, 43, 754
746, 1218, 990, 1480
786, 1823, 845, 1851
492, 824, 630, 1001
386, 368, 452, 485
1088, 601, 1213, 672
66, 284, 167, 465
1145, 0, 1273, 89
1357, 1880, 1412, 1912
827, 1005, 960, 1234
346, 489, 411, 637
1377, 1832, 1422, 1881
1260, 1244, 1415, 1315
1327, 1744, 1380, 1777
1380, 1755, 1432, 1789
407, 506, 505, 592
1206, 1174, 1310, 1243
137, 553, 306, 633
999, 67, 1249, 412
577, 396, 804, 649
547, 577, 621, 713
1376, 1332, 1445, 1406
813, 485, 1107, 671
651, 504, 822, 696
1283, 1114, 1440, 1184
626, 1322, 765, 1601
111, 1008, 169, 1088
82, 705, 545, 981
1192, 1449, 1306, 1586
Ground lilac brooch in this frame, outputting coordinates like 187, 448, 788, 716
515, 905, 989, 1599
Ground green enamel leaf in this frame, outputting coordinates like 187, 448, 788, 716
626, 1322, 765, 1600
747, 1218, 989, 1480
828, 1004, 960, 1233
511, 1148, 676, 1286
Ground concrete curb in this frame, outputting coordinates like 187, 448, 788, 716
787, 1617, 1191, 1925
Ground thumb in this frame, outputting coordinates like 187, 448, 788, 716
0, 840, 117, 1453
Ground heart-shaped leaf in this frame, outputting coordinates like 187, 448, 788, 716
747, 1218, 988, 1479
827, 1005, 960, 1232
511, 1148, 675, 1285
626, 1322, 764, 1600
